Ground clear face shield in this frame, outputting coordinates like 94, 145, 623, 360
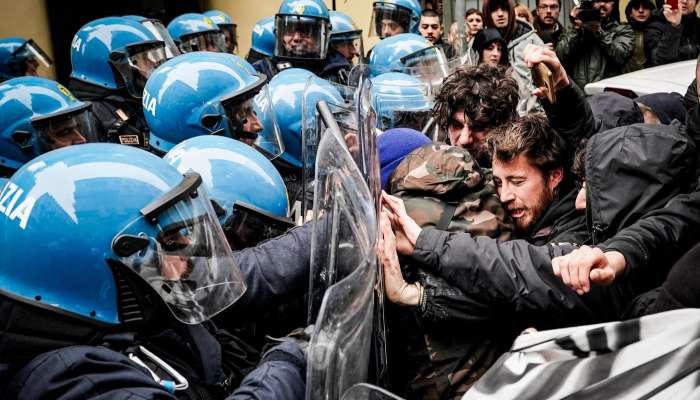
140, 19, 182, 59
221, 80, 284, 160
330, 31, 365, 64
10, 39, 53, 77
216, 201, 294, 250
370, 3, 411, 38
125, 41, 167, 97
30, 104, 98, 155
218, 23, 239, 54
275, 15, 330, 60
111, 173, 246, 325
179, 30, 227, 53
400, 46, 450, 96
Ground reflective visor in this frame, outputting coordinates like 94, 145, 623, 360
140, 20, 181, 59
125, 41, 167, 97
31, 103, 98, 155
399, 46, 450, 95
12, 39, 53, 76
179, 30, 227, 53
370, 4, 411, 38
274, 15, 330, 60
222, 201, 294, 250
112, 173, 246, 324
221, 80, 284, 160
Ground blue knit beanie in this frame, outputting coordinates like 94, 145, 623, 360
378, 128, 432, 189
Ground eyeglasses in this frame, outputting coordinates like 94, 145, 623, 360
538, 4, 560, 10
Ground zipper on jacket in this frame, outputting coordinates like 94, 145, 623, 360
592, 223, 608, 245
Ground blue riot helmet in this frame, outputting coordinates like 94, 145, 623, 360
204, 10, 238, 54
370, 72, 432, 132
71, 17, 168, 99
0, 77, 98, 173
123, 15, 182, 60
368, 33, 449, 93
0, 37, 53, 81
370, 0, 422, 38
264, 68, 343, 168
164, 135, 293, 250
144, 52, 283, 159
247, 16, 275, 64
274, 0, 332, 61
329, 11, 364, 64
167, 13, 226, 54
0, 143, 246, 325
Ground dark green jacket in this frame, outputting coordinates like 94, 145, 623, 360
557, 20, 635, 89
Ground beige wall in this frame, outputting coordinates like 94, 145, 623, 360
0, 0, 56, 79
206, 0, 379, 57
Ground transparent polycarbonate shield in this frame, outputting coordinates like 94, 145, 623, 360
306, 123, 378, 400
369, 3, 412, 38
179, 31, 227, 53
112, 173, 246, 325
140, 19, 182, 59
399, 46, 451, 97
300, 77, 357, 218
274, 15, 330, 60
341, 383, 405, 400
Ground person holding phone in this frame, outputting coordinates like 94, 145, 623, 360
646, 0, 699, 65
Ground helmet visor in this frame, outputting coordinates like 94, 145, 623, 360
31, 104, 98, 155
127, 42, 167, 94
112, 173, 246, 325
140, 19, 182, 59
179, 31, 227, 53
222, 201, 294, 250
274, 15, 330, 60
252, 85, 284, 159
330, 35, 364, 64
400, 46, 450, 94
12, 39, 53, 76
219, 24, 238, 54
370, 4, 412, 38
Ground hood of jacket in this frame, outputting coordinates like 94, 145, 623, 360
585, 121, 697, 243
509, 20, 538, 48
588, 92, 644, 132
389, 144, 512, 239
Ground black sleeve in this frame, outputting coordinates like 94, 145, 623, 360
645, 21, 682, 66
602, 178, 700, 281
542, 81, 596, 151
229, 223, 312, 313
410, 228, 603, 328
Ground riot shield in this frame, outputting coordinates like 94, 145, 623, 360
300, 77, 358, 219
306, 119, 378, 400
341, 383, 405, 400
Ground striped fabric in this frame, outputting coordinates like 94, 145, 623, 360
464, 309, 700, 399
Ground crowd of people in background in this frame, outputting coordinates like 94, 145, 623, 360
0, 0, 699, 399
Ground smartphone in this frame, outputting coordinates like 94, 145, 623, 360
667, 0, 678, 9
532, 63, 557, 103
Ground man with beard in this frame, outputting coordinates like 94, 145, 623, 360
432, 63, 519, 167
533, 0, 564, 49
419, 10, 455, 58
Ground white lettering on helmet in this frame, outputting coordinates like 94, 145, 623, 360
71, 36, 82, 52
0, 182, 36, 230
142, 88, 157, 117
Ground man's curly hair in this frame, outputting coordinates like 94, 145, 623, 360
433, 64, 519, 132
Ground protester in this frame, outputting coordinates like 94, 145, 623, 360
557, 0, 634, 88
533, 0, 564, 48
483, 0, 545, 114
645, 0, 700, 66
623, 0, 655, 72
472, 28, 510, 65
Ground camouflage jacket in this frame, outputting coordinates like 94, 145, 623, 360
387, 144, 513, 399
388, 144, 512, 240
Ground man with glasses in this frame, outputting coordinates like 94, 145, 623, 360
534, 0, 564, 49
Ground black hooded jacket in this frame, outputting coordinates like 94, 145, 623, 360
410, 122, 696, 330
68, 79, 150, 150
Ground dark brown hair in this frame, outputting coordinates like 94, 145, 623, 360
488, 113, 569, 174
433, 64, 518, 132
482, 0, 517, 42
